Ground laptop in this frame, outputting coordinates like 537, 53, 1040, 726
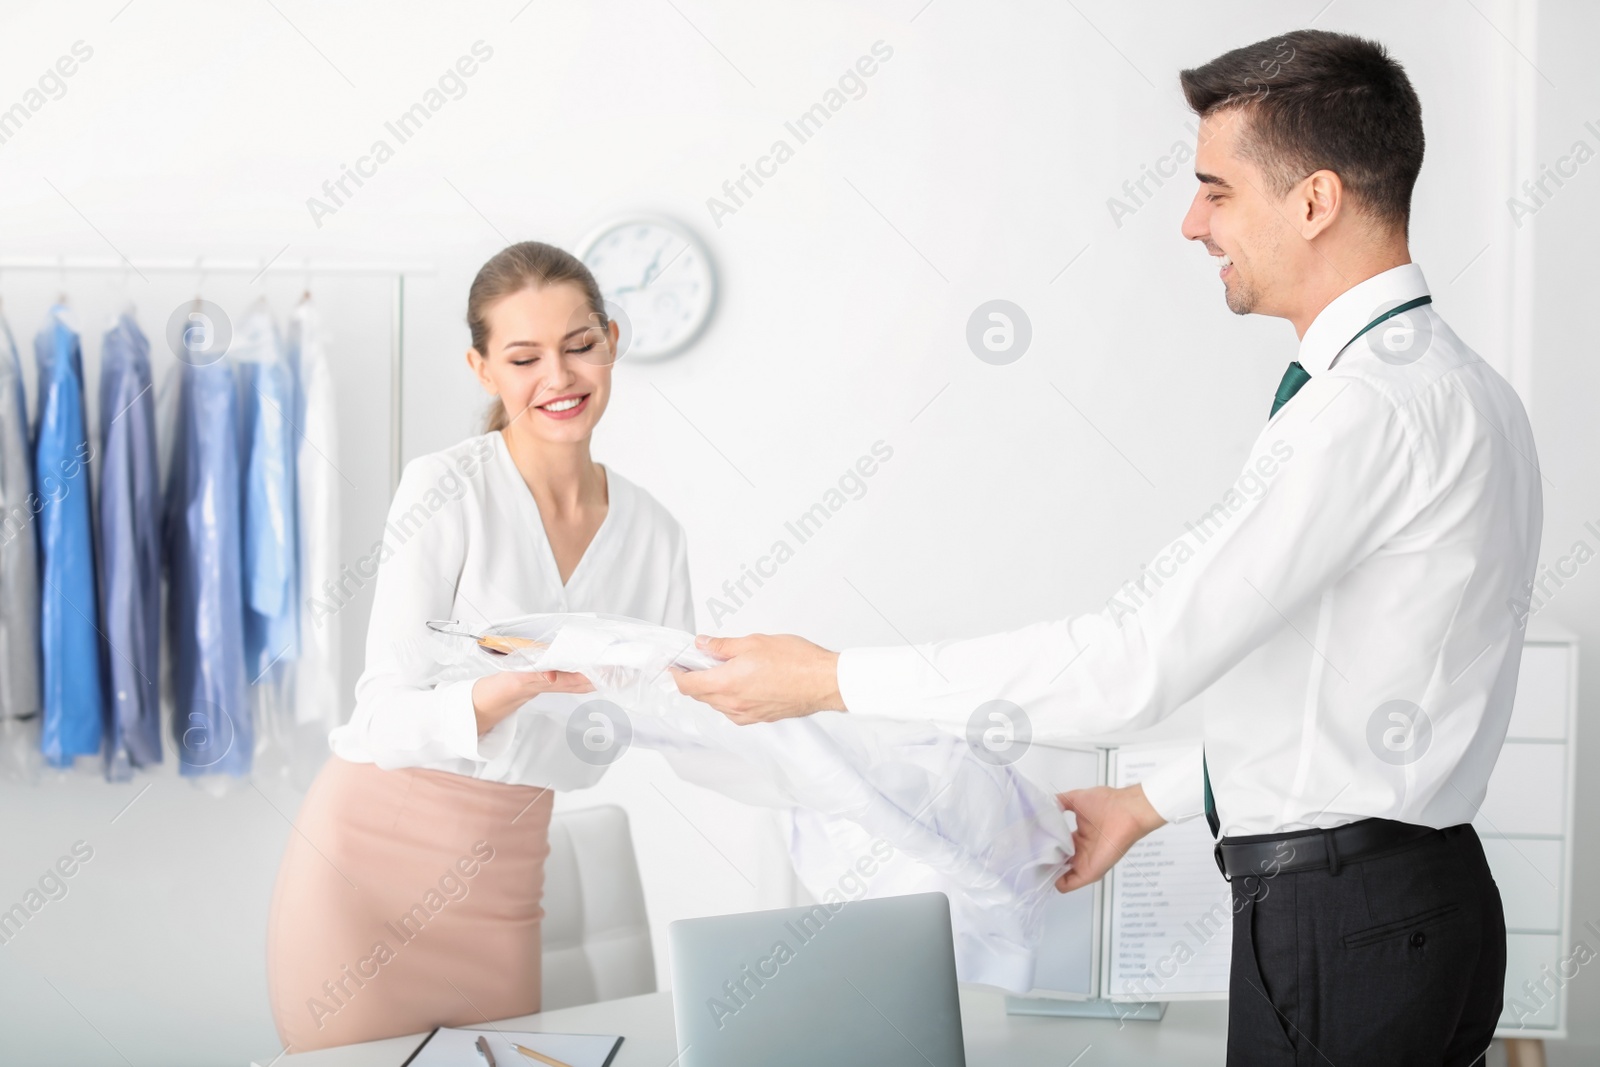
668, 891, 966, 1067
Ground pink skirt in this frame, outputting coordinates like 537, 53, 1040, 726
266, 756, 555, 1053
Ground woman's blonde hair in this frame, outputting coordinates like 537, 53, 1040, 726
468, 241, 609, 433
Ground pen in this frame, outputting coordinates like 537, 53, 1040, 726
512, 1042, 576, 1067
475, 1034, 497, 1067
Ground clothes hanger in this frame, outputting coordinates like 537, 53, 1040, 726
119, 259, 137, 319
175, 257, 213, 362
425, 619, 545, 657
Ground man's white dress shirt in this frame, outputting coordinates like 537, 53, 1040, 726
837, 263, 1542, 837
328, 430, 695, 788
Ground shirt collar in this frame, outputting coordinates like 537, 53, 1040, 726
1296, 262, 1431, 376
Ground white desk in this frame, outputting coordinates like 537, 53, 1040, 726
277, 986, 1230, 1066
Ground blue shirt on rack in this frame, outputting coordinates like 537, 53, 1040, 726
236, 308, 300, 683
33, 306, 105, 766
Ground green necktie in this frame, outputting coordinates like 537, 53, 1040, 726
1270, 361, 1312, 418
1202, 292, 1434, 840
1204, 752, 1219, 838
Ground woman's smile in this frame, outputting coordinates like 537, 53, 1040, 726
535, 392, 590, 420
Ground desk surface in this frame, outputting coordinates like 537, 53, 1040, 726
278, 986, 1230, 1066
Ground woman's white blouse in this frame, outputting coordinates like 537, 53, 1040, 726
328, 431, 694, 789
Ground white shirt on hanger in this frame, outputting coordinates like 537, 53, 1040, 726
836, 263, 1543, 838
289, 299, 341, 729
328, 430, 694, 789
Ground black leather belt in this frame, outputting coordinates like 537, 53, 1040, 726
1213, 817, 1442, 881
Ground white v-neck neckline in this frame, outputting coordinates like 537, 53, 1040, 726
492, 431, 619, 595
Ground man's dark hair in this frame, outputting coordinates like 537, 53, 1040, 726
1179, 29, 1424, 235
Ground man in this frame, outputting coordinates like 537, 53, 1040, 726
675, 28, 1542, 1066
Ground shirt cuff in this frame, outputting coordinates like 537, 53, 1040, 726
836, 645, 931, 719
438, 676, 518, 764
1138, 743, 1207, 825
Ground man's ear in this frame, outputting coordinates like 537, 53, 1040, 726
1297, 168, 1343, 240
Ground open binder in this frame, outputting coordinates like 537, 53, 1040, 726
1013, 740, 1232, 1012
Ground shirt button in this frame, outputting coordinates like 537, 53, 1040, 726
1410, 931, 1426, 948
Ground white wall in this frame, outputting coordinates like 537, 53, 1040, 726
1526, 3, 1600, 1063
0, 1, 1593, 1064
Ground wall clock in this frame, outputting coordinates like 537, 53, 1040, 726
578, 216, 716, 361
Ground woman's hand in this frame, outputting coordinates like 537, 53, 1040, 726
471, 669, 594, 735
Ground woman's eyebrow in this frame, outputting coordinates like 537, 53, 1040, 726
502, 327, 590, 351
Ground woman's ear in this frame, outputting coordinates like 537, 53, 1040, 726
466, 347, 496, 393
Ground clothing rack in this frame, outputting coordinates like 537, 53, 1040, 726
0, 255, 434, 493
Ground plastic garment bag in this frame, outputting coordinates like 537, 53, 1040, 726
164, 341, 250, 777
250, 301, 341, 787
433, 612, 1074, 992
33, 307, 105, 767
287, 300, 339, 731
98, 312, 163, 779
235, 306, 302, 783
237, 306, 299, 682
0, 313, 41, 775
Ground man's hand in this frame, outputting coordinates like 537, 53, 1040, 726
1055, 783, 1166, 893
673, 634, 844, 724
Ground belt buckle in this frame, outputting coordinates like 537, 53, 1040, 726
1213, 841, 1230, 882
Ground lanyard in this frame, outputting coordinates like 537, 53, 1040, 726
1339, 293, 1432, 358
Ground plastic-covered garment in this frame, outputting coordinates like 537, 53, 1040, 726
433, 612, 1074, 992
253, 299, 337, 788
33, 307, 105, 767
0, 313, 42, 778
97, 312, 163, 779
287, 299, 339, 731
164, 343, 251, 777
237, 306, 299, 682
0, 315, 41, 720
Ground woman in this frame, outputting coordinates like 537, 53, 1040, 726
266, 242, 694, 1052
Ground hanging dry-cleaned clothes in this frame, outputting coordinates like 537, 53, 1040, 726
0, 313, 41, 730
237, 306, 299, 683
288, 299, 339, 730
98, 311, 162, 778
33, 305, 105, 767
164, 326, 250, 777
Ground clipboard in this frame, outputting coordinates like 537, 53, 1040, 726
399, 1025, 624, 1067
